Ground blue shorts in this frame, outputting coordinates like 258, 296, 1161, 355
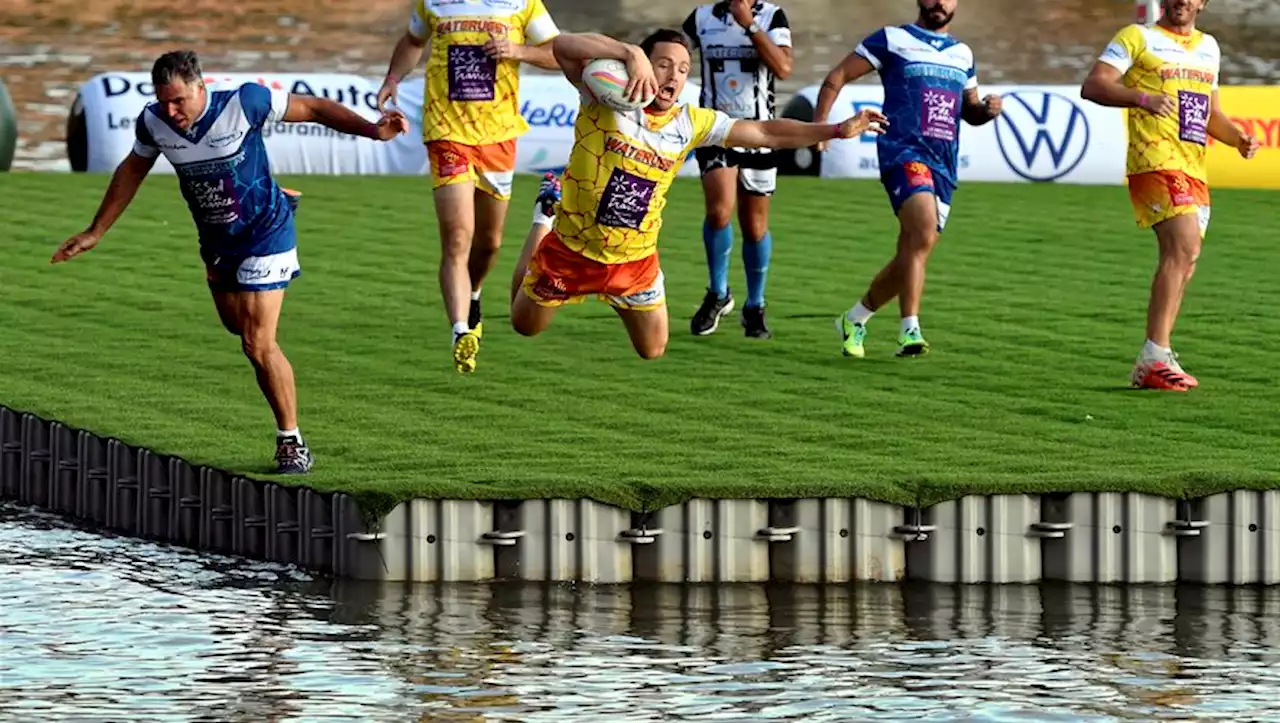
880, 161, 955, 233
203, 247, 301, 293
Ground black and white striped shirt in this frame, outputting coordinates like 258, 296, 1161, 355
682, 1, 792, 153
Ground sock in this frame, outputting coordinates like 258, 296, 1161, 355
702, 219, 733, 299
277, 428, 301, 441
742, 231, 772, 309
470, 289, 482, 301
1142, 339, 1171, 361
902, 315, 920, 334
846, 301, 874, 326
532, 206, 554, 227
452, 321, 470, 342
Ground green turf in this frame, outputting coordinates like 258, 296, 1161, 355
2, 173, 1278, 515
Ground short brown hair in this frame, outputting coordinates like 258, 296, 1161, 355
640, 29, 690, 57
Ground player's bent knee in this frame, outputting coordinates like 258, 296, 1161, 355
634, 342, 667, 360
240, 333, 279, 365
705, 206, 734, 230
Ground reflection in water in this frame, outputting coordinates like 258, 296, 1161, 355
3, 0, 1280, 169
5, 505, 1280, 721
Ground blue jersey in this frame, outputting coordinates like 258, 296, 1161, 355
133, 83, 295, 259
855, 24, 977, 188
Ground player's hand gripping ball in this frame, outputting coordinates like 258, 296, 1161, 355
583, 58, 657, 112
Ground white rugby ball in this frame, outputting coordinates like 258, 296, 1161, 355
582, 58, 655, 112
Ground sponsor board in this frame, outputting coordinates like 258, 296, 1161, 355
785, 83, 1129, 185
73, 71, 703, 177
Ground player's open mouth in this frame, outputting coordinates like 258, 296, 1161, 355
659, 84, 677, 100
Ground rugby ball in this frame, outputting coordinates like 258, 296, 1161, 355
582, 58, 655, 112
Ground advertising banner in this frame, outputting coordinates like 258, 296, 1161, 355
71, 70, 703, 177
1207, 86, 1280, 189
782, 83, 1130, 186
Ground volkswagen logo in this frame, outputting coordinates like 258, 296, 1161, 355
994, 91, 1090, 182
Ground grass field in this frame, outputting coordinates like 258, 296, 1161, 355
2, 173, 1279, 515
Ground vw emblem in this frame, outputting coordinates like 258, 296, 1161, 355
994, 91, 1090, 182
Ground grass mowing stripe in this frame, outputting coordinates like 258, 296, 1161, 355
2, 173, 1277, 515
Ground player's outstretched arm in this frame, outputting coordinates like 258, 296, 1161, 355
51, 151, 156, 264
725, 108, 888, 150
1207, 90, 1259, 159
282, 95, 410, 141
551, 33, 656, 103
1081, 62, 1174, 116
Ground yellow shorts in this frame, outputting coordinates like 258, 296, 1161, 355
426, 139, 516, 201
1128, 170, 1211, 238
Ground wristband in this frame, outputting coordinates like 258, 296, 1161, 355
1137, 92, 1150, 108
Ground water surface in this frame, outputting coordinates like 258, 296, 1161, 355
6, 503, 1280, 721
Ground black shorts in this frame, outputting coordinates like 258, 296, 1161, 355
694, 147, 779, 196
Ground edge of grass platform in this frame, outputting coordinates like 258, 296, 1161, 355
6, 404, 1279, 522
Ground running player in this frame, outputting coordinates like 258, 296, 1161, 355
1081, 0, 1258, 391
50, 50, 410, 474
377, 0, 562, 374
682, 0, 793, 339
508, 30, 887, 358
814, 0, 1001, 358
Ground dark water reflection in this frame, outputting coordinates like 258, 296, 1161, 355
3, 0, 1280, 169
6, 503, 1280, 721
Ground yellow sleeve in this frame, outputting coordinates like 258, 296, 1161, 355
688, 107, 737, 150
1097, 25, 1144, 75
408, 0, 432, 41
522, 0, 560, 45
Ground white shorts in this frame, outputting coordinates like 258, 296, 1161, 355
204, 247, 301, 292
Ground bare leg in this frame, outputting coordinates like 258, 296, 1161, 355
615, 304, 670, 360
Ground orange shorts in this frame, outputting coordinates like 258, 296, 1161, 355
521, 232, 666, 311
427, 139, 516, 200
1128, 170, 1211, 237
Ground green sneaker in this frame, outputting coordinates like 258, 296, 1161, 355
896, 327, 930, 357
837, 315, 867, 358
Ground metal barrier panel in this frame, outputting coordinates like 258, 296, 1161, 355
634, 499, 770, 582
906, 495, 1045, 583
505, 500, 633, 583
766, 499, 906, 582
1040, 492, 1181, 583
1180, 491, 1280, 585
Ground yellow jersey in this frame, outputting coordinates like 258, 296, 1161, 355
1098, 23, 1221, 182
408, 0, 560, 146
553, 95, 736, 264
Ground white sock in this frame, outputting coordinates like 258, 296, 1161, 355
277, 428, 300, 440
470, 289, 482, 301
846, 301, 874, 326
532, 207, 555, 227
452, 321, 470, 342
902, 315, 920, 334
1141, 339, 1171, 361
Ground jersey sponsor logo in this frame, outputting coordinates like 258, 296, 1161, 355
207, 129, 245, 148
1100, 42, 1128, 63
920, 87, 960, 142
994, 90, 1091, 182
704, 46, 760, 60
437, 19, 510, 35
596, 169, 657, 229
447, 45, 498, 102
604, 135, 677, 172
903, 161, 935, 188
1178, 90, 1210, 145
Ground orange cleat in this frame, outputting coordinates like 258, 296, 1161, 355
1131, 360, 1195, 392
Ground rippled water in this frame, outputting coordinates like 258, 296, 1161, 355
4, 0, 1280, 169
7, 503, 1280, 721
